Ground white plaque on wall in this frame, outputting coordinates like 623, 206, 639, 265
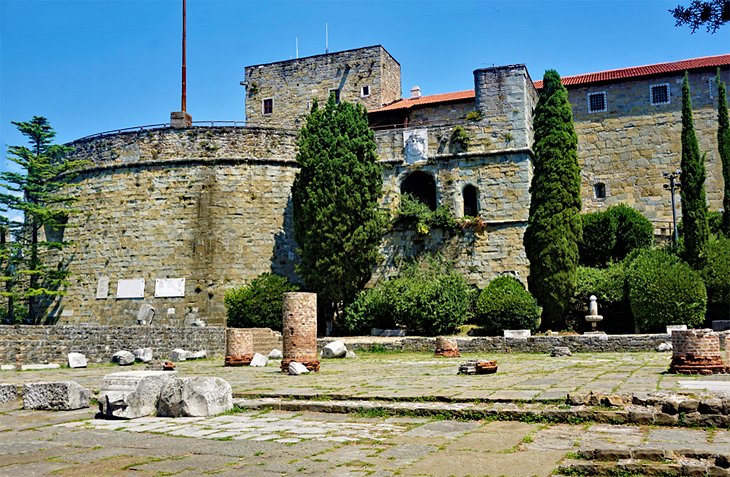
116, 279, 145, 299
403, 128, 428, 164
96, 276, 110, 299
155, 278, 186, 298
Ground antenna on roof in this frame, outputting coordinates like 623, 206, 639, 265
296, 36, 299, 59
325, 22, 328, 54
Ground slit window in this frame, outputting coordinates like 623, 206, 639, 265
262, 98, 273, 115
709, 77, 717, 98
329, 88, 340, 104
587, 92, 607, 113
463, 185, 479, 217
650, 84, 670, 105
593, 182, 607, 200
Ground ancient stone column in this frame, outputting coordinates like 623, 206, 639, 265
281, 292, 319, 372
434, 336, 460, 357
224, 328, 254, 366
670, 329, 728, 374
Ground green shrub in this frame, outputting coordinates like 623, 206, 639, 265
578, 204, 653, 267
610, 204, 654, 260
571, 264, 633, 333
701, 235, 730, 319
579, 211, 617, 267
475, 275, 540, 335
224, 273, 299, 331
340, 286, 393, 335
708, 210, 723, 236
341, 257, 470, 336
627, 249, 706, 332
396, 193, 458, 235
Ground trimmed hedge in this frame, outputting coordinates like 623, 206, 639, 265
224, 273, 299, 331
475, 275, 540, 335
627, 249, 706, 332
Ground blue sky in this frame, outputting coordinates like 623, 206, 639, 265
1, 0, 728, 166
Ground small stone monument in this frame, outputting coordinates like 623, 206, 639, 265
434, 337, 460, 357
584, 295, 604, 332
281, 292, 320, 372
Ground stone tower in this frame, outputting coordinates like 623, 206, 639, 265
243, 45, 401, 128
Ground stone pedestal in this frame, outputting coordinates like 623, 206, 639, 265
434, 336, 460, 357
224, 328, 254, 366
670, 329, 728, 375
170, 111, 192, 128
281, 292, 319, 372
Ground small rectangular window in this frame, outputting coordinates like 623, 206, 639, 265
329, 88, 340, 104
587, 92, 607, 113
593, 182, 607, 200
650, 84, 670, 105
709, 77, 717, 98
361, 85, 370, 97
262, 98, 273, 115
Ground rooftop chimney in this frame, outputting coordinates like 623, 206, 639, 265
410, 85, 422, 99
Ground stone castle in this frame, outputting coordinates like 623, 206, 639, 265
55, 45, 730, 326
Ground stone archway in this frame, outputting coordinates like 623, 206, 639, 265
401, 171, 437, 211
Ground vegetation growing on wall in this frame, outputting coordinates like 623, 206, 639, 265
291, 97, 385, 334
680, 73, 710, 269
0, 117, 86, 324
523, 70, 582, 331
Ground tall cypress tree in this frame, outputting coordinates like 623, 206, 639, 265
292, 97, 385, 334
717, 68, 730, 236
524, 70, 582, 331
680, 73, 709, 268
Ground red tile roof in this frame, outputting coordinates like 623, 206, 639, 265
533, 54, 730, 89
369, 54, 730, 113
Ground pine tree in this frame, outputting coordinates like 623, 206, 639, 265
292, 97, 385, 334
523, 70, 582, 331
680, 73, 710, 268
0, 117, 85, 324
717, 69, 730, 236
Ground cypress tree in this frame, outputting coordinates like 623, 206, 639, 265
523, 70, 582, 331
717, 68, 730, 236
680, 73, 709, 268
292, 97, 385, 334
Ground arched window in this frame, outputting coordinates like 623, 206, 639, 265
463, 184, 479, 217
401, 171, 437, 211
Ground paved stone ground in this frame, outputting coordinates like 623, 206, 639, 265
1, 351, 729, 476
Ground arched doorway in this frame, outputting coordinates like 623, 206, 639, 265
401, 171, 437, 210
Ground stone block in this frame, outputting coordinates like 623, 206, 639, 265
22, 381, 89, 410
0, 365, 15, 371
249, 353, 268, 367
170, 349, 191, 362
67, 352, 87, 368
288, 362, 309, 375
503, 329, 530, 339
99, 370, 177, 419
321, 341, 348, 359
133, 348, 153, 363
268, 349, 283, 360
0, 384, 18, 404
157, 377, 232, 417
550, 346, 572, 357
112, 350, 136, 366
712, 320, 730, 332
20, 363, 60, 371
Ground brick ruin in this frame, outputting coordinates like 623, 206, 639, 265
669, 329, 729, 375
281, 292, 320, 372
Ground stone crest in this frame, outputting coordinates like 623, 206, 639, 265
403, 129, 428, 163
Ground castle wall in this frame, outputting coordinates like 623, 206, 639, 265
59, 127, 300, 327
571, 68, 729, 226
244, 45, 401, 128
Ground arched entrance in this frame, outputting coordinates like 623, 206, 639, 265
400, 171, 437, 211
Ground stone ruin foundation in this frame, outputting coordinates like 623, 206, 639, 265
224, 328, 254, 366
281, 292, 320, 372
458, 360, 498, 375
669, 329, 729, 375
434, 336, 460, 357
